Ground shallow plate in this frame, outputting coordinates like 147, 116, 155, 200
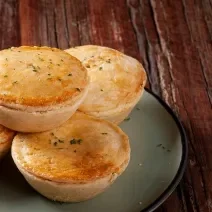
0, 89, 187, 212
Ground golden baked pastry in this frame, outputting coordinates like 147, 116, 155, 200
0, 46, 89, 132
65, 45, 146, 124
12, 112, 130, 202
0, 125, 15, 161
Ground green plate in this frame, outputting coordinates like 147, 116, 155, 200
0, 89, 187, 212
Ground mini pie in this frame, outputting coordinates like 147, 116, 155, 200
0, 46, 89, 132
0, 125, 15, 161
65, 45, 147, 124
12, 112, 130, 202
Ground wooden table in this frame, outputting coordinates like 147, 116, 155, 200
1, 0, 212, 211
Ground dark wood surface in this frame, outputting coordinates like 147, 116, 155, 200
0, 0, 212, 211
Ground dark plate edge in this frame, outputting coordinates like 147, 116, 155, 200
141, 88, 188, 212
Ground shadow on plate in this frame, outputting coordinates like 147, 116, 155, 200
0, 154, 37, 202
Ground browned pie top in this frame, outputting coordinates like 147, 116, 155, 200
66, 45, 146, 112
12, 112, 130, 183
0, 46, 88, 107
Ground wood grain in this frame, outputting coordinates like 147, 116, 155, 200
0, 0, 212, 211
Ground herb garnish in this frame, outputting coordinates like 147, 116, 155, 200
85, 64, 91, 68
4, 75, 8, 78
54, 142, 58, 146
38, 57, 44, 61
136, 107, 140, 110
12, 81, 18, 85
101, 89, 103, 91
70, 139, 77, 145
124, 117, 130, 121
48, 73, 51, 76
156, 144, 162, 147
106, 59, 111, 63
99, 67, 103, 70
68, 73, 72, 76
70, 138, 82, 145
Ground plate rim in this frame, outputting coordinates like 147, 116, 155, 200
141, 88, 188, 212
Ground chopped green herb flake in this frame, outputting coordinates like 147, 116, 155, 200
38, 57, 44, 61
54, 142, 58, 146
77, 139, 82, 144
157, 144, 162, 147
85, 64, 91, 68
106, 59, 111, 63
68, 73, 72, 76
167, 149, 171, 152
162, 146, 166, 149
5, 58, 8, 61
33, 69, 38, 72
101, 89, 103, 91
70, 138, 82, 145
61, 59, 64, 62
124, 117, 130, 121
4, 75, 8, 78
57, 64, 60, 66
136, 107, 140, 110
48, 73, 51, 76
70, 139, 77, 145
12, 81, 18, 85
99, 67, 103, 70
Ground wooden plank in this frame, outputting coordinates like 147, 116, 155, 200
88, 0, 140, 59
19, 0, 40, 46
0, 0, 20, 49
